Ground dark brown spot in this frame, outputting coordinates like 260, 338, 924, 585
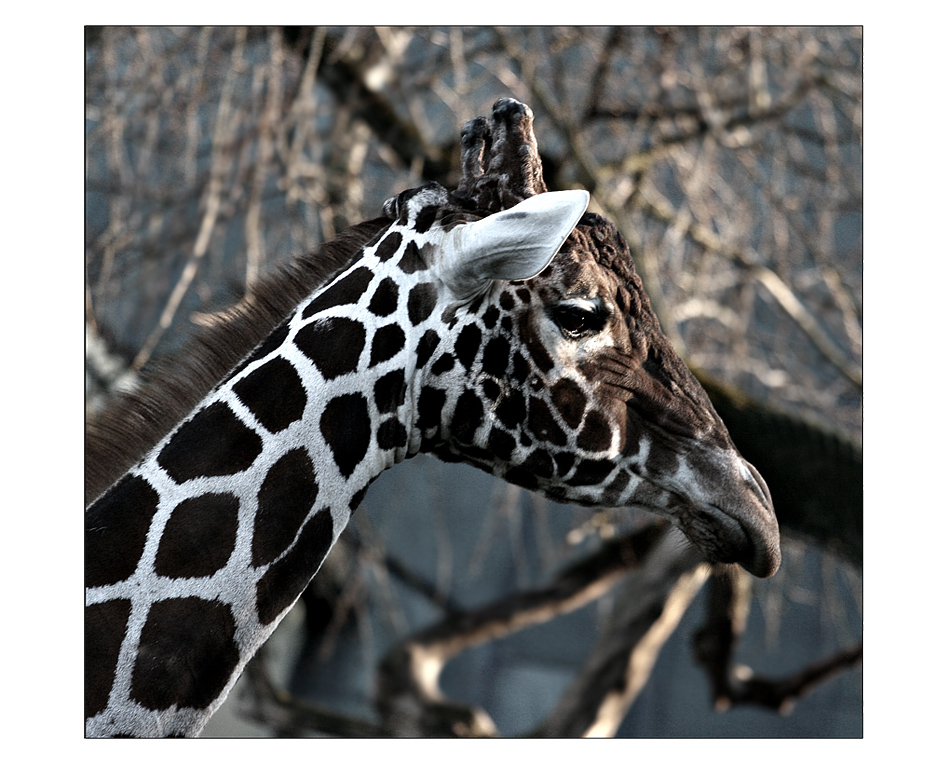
450, 389, 484, 445
369, 277, 400, 317
496, 389, 527, 430
86, 475, 159, 588
155, 493, 240, 578
256, 509, 335, 624
321, 394, 371, 479
253, 449, 319, 568
85, 599, 131, 719
413, 205, 439, 233
370, 324, 406, 367
503, 465, 538, 491
554, 452, 576, 476
398, 240, 428, 274
158, 402, 263, 483
294, 317, 366, 380
520, 449, 554, 480
481, 378, 501, 402
482, 335, 510, 378
417, 386, 446, 432
528, 396, 567, 446
550, 378, 586, 429
569, 458, 615, 486
431, 353, 455, 375
233, 357, 307, 433
512, 351, 530, 383
301, 266, 374, 319
130, 597, 240, 710
416, 330, 441, 368
374, 369, 407, 414
407, 282, 438, 325
454, 323, 482, 370
488, 427, 516, 461
377, 418, 408, 450
375, 231, 403, 262
577, 409, 613, 452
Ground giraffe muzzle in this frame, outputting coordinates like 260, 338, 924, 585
662, 447, 781, 578
704, 458, 781, 578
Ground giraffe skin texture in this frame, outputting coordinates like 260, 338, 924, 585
85, 98, 780, 737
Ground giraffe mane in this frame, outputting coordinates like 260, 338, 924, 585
85, 216, 391, 505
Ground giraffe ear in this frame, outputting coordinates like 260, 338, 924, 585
440, 190, 590, 299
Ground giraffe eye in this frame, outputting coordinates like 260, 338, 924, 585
549, 300, 607, 339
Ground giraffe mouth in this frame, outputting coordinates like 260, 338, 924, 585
689, 501, 780, 578
689, 461, 780, 578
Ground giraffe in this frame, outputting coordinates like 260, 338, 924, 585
85, 98, 780, 737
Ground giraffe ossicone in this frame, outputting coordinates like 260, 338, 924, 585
85, 97, 780, 738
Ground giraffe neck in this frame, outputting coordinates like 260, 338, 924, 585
85, 215, 453, 737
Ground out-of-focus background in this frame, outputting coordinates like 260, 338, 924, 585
85, 26, 862, 737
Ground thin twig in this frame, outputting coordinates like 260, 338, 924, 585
131, 29, 247, 372
637, 182, 862, 387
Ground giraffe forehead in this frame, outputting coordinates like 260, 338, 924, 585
515, 224, 635, 311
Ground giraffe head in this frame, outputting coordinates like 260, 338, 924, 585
387, 99, 780, 577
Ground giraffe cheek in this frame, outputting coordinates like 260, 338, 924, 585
576, 408, 614, 454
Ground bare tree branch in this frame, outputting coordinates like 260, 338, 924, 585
692, 565, 862, 714
638, 182, 862, 388
375, 523, 667, 736
537, 530, 708, 737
